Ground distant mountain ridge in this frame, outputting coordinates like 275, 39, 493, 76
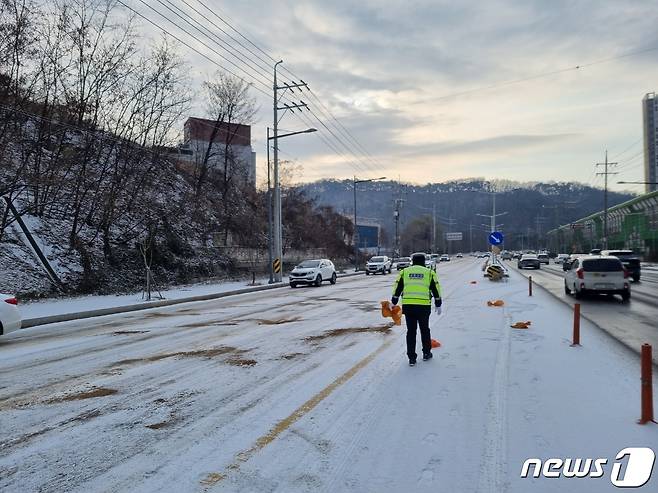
297, 179, 635, 251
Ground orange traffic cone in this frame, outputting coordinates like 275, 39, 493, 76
487, 300, 505, 307
431, 338, 441, 348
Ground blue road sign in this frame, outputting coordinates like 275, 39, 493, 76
489, 231, 504, 246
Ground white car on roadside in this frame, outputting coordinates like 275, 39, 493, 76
0, 293, 22, 335
564, 255, 630, 301
289, 259, 337, 287
365, 256, 392, 275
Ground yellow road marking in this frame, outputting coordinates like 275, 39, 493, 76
200, 338, 394, 488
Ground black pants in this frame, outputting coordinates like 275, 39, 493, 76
402, 304, 431, 360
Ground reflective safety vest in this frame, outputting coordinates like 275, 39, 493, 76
393, 264, 440, 306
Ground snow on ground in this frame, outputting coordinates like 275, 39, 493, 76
0, 259, 656, 492
17, 276, 285, 319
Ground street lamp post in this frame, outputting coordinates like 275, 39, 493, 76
268, 126, 316, 283
353, 176, 386, 272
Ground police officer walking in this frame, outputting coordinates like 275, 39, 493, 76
391, 253, 442, 366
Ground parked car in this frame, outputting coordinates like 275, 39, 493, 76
289, 259, 337, 287
601, 250, 641, 282
396, 256, 411, 270
365, 256, 392, 275
537, 253, 550, 265
456, 253, 463, 258
439, 254, 450, 262
0, 293, 22, 336
518, 254, 541, 269
564, 255, 630, 301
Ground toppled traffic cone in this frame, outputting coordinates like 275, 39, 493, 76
510, 321, 532, 329
487, 300, 505, 307
431, 338, 441, 348
380, 301, 403, 326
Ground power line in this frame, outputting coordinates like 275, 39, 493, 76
119, 2, 377, 175
183, 0, 277, 71
610, 137, 643, 161
115, 0, 272, 99
156, 0, 385, 174
131, 0, 273, 92
155, 0, 274, 83
427, 44, 658, 103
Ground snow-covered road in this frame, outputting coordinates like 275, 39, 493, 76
1, 259, 656, 492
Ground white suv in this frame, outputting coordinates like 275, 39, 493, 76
289, 259, 337, 287
1, 293, 22, 335
366, 256, 392, 275
564, 256, 630, 301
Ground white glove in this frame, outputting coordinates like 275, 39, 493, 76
434, 305, 442, 316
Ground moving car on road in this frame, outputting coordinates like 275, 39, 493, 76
439, 254, 450, 262
537, 253, 550, 265
0, 293, 21, 336
564, 255, 630, 301
456, 252, 463, 258
601, 249, 641, 282
555, 253, 570, 264
396, 257, 411, 270
518, 254, 541, 269
365, 256, 392, 275
289, 259, 337, 287
501, 251, 512, 260
425, 255, 436, 269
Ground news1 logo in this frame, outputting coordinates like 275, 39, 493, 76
520, 448, 655, 488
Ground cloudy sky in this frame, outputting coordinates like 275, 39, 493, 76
131, 0, 658, 192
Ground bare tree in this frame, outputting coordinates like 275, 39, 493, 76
194, 74, 256, 242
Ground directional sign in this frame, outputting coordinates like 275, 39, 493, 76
488, 231, 504, 246
445, 232, 463, 241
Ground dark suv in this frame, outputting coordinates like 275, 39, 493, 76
601, 250, 641, 281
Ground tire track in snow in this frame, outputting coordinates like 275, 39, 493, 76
477, 306, 511, 493
199, 338, 395, 488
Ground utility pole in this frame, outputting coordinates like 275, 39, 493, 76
535, 216, 546, 250
476, 190, 507, 260
353, 176, 387, 271
469, 224, 473, 253
394, 195, 405, 257
272, 61, 309, 282
267, 127, 273, 284
353, 176, 358, 271
595, 150, 618, 250
393, 182, 405, 258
